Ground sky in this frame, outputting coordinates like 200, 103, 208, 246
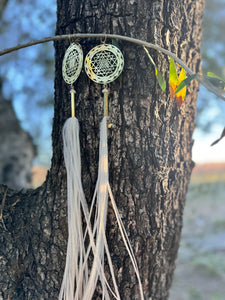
192, 129, 225, 163
193, 0, 225, 163
0, 0, 224, 166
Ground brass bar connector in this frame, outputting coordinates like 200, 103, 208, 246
70, 88, 76, 117
102, 87, 109, 117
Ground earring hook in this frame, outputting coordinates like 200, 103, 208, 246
100, 35, 107, 44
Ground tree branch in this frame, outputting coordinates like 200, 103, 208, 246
0, 33, 224, 101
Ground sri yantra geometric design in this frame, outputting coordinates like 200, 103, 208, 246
84, 44, 124, 84
62, 43, 83, 85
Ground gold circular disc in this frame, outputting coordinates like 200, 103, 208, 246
84, 44, 124, 84
62, 43, 83, 84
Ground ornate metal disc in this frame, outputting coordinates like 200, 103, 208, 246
62, 43, 83, 84
84, 44, 124, 84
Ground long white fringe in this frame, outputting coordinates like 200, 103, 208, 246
82, 117, 120, 300
83, 117, 144, 300
59, 116, 144, 300
59, 117, 91, 300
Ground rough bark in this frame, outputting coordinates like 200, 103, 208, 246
0, 0, 204, 299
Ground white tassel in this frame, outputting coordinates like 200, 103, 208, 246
59, 117, 91, 300
83, 117, 144, 300
59, 116, 144, 300
82, 117, 119, 300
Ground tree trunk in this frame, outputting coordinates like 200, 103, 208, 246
0, 0, 204, 299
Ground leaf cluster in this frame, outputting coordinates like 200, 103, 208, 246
144, 47, 225, 108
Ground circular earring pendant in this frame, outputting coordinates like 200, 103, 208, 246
62, 43, 83, 84
84, 44, 124, 84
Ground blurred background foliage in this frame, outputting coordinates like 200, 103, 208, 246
197, 0, 225, 132
0, 0, 224, 166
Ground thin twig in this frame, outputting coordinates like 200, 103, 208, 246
0, 33, 224, 101
0, 187, 8, 230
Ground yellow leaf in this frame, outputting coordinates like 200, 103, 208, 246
169, 58, 178, 100
176, 68, 186, 106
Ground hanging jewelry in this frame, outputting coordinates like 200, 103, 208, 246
59, 42, 92, 300
83, 43, 144, 300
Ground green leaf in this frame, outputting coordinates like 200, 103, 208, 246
207, 72, 225, 83
155, 67, 166, 91
143, 47, 166, 91
205, 73, 225, 92
175, 73, 197, 95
